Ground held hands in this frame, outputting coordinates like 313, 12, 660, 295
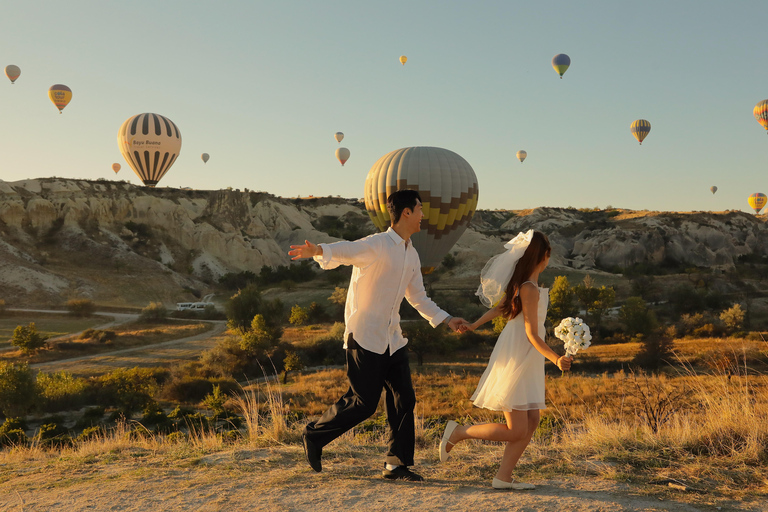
447, 317, 469, 333
288, 240, 321, 260
556, 355, 573, 372
456, 320, 475, 334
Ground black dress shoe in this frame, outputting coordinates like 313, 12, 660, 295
382, 466, 424, 482
302, 433, 322, 472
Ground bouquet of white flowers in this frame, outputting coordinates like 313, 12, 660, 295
554, 317, 592, 356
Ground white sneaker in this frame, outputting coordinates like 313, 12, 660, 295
492, 477, 535, 490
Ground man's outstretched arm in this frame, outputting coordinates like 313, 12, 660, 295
288, 240, 322, 260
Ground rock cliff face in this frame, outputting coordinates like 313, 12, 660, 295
0, 179, 765, 306
0, 179, 372, 306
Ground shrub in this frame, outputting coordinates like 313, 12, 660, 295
632, 333, 675, 369
161, 376, 238, 403
37, 371, 90, 412
0, 418, 29, 446
301, 322, 346, 366
0, 299, 6, 315
166, 431, 187, 443
241, 314, 283, 353
67, 299, 95, 317
442, 253, 457, 269
202, 384, 227, 415
282, 351, 304, 383
97, 367, 165, 416
307, 302, 327, 323
328, 287, 348, 319
0, 362, 38, 417
289, 304, 310, 326
36, 422, 72, 448
11, 322, 48, 354
139, 302, 168, 322
720, 304, 745, 333
78, 426, 102, 442
75, 407, 105, 429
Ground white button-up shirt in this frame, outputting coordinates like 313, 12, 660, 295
314, 228, 449, 355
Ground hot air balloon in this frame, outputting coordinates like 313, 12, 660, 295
552, 54, 570, 78
516, 150, 527, 163
631, 119, 651, 145
112, 163, 121, 174
201, 153, 209, 164
336, 147, 350, 166
748, 193, 767, 214
754, 100, 768, 133
117, 113, 181, 187
5, 65, 20, 84
400, 55, 407, 65
710, 186, 717, 195
48, 84, 72, 113
334, 132, 344, 143
364, 146, 479, 273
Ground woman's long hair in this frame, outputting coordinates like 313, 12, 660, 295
499, 231, 551, 319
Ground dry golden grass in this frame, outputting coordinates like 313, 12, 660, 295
0, 313, 112, 347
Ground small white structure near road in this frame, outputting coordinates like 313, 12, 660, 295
177, 293, 215, 312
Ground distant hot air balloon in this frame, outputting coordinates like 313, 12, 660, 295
552, 54, 570, 78
400, 55, 407, 65
334, 132, 344, 143
631, 119, 651, 145
748, 193, 767, 214
48, 84, 72, 113
5, 65, 20, 84
201, 153, 209, 164
754, 100, 768, 133
516, 150, 527, 163
364, 146, 479, 273
336, 147, 350, 166
117, 113, 181, 187
710, 186, 717, 195
112, 163, 121, 174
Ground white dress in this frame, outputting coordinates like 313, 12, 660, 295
470, 283, 548, 411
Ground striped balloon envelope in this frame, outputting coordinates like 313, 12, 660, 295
748, 193, 767, 214
516, 150, 527, 163
48, 84, 72, 113
364, 146, 479, 273
631, 119, 651, 145
5, 65, 20, 84
117, 113, 181, 187
754, 100, 768, 132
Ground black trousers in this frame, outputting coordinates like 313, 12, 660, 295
304, 336, 416, 466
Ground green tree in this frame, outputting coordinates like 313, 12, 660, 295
619, 297, 658, 337
573, 277, 615, 340
547, 276, 577, 326
289, 304, 310, 326
403, 321, 447, 366
240, 314, 283, 353
225, 284, 262, 334
282, 351, 304, 383
328, 287, 347, 320
202, 384, 227, 416
98, 367, 160, 416
0, 362, 38, 417
11, 322, 48, 354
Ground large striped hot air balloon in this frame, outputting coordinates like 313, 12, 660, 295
364, 146, 479, 273
516, 150, 527, 163
48, 84, 72, 113
748, 193, 767, 214
117, 113, 181, 187
551, 54, 570, 78
631, 119, 651, 145
5, 65, 20, 84
754, 100, 768, 133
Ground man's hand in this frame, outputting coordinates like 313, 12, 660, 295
447, 317, 468, 333
288, 240, 321, 260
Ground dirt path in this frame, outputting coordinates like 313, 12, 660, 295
30, 321, 227, 375
0, 446, 763, 511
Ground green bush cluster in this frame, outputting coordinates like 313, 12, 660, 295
10, 322, 48, 354
139, 302, 168, 322
66, 299, 96, 317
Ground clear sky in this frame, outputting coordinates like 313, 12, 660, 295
0, 1, 766, 213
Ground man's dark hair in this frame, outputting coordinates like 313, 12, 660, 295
387, 189, 422, 225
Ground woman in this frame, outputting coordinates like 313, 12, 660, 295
440, 230, 572, 490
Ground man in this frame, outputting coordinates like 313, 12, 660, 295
288, 189, 466, 482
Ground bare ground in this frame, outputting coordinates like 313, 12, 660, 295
1, 444, 765, 512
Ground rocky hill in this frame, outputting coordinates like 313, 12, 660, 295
0, 178, 766, 307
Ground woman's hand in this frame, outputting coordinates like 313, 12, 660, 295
556, 356, 573, 372
458, 321, 476, 333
